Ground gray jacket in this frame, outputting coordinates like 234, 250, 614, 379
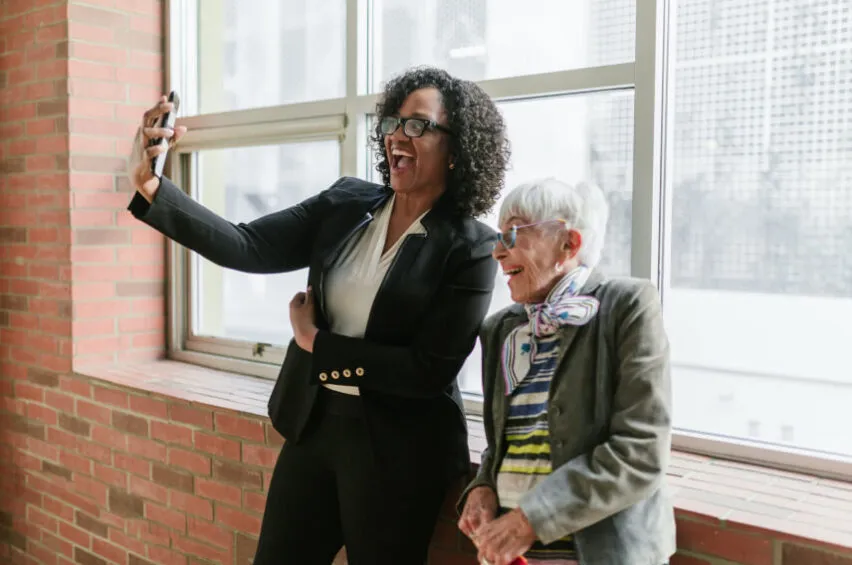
459, 272, 677, 565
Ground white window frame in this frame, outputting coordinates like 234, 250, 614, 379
164, 0, 852, 480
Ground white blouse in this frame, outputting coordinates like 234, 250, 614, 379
322, 195, 428, 395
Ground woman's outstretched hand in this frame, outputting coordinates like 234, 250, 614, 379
129, 95, 187, 203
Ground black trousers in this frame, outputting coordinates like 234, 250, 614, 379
253, 388, 452, 565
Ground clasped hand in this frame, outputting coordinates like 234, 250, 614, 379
458, 486, 536, 565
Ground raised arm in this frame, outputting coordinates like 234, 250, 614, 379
128, 176, 337, 274
127, 96, 336, 274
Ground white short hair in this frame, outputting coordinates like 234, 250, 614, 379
498, 178, 610, 268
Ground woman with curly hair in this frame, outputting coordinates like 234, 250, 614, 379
127, 66, 510, 564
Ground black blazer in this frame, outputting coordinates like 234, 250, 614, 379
128, 176, 497, 476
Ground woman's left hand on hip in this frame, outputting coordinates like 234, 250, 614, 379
473, 507, 536, 565
289, 287, 318, 353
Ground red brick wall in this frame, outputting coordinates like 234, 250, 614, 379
1, 369, 850, 565
0, 0, 167, 374
0, 374, 275, 565
1, 1, 74, 380
65, 0, 167, 367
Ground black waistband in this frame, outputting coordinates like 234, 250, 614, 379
316, 386, 364, 418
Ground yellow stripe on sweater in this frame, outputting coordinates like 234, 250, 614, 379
498, 464, 552, 475
506, 443, 551, 455
505, 429, 549, 442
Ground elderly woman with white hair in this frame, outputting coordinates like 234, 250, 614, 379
458, 178, 676, 565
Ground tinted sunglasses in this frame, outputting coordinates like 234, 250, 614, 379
494, 219, 568, 249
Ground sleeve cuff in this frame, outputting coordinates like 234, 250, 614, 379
127, 175, 189, 219
310, 330, 366, 386
127, 191, 152, 217
519, 488, 562, 545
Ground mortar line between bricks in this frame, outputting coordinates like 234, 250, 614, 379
20, 495, 172, 560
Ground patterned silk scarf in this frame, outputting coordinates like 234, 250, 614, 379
502, 266, 600, 396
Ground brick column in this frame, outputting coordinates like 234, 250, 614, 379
1, 2, 73, 377
66, 0, 167, 367
1, 0, 166, 372
1, 0, 165, 560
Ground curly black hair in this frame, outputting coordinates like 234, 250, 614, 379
371, 66, 510, 218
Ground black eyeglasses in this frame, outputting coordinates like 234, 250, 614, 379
380, 116, 452, 138
494, 219, 567, 250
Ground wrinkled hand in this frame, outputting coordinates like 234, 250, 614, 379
459, 486, 498, 540
474, 508, 536, 565
289, 287, 318, 353
129, 95, 187, 202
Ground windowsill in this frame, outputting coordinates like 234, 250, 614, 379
77, 359, 852, 552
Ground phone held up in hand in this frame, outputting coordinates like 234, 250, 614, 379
150, 90, 180, 179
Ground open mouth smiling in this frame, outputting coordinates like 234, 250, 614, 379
390, 147, 415, 171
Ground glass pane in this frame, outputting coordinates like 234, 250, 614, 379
191, 141, 341, 345
665, 0, 852, 457
368, 0, 635, 92
196, 0, 345, 113
458, 91, 635, 393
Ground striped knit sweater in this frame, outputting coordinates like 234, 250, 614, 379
495, 333, 577, 564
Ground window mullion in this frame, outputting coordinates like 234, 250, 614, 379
166, 0, 198, 116
167, 154, 190, 356
631, 0, 669, 285
478, 64, 635, 102
341, 0, 363, 177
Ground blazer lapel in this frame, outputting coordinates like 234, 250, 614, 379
320, 192, 390, 271
363, 195, 459, 340
316, 190, 391, 322
363, 232, 428, 332
382, 232, 427, 281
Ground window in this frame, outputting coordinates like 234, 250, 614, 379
368, 0, 636, 91
168, 0, 852, 476
663, 0, 852, 462
195, 0, 346, 113
190, 142, 341, 346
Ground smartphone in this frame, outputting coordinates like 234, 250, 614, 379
150, 90, 180, 179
